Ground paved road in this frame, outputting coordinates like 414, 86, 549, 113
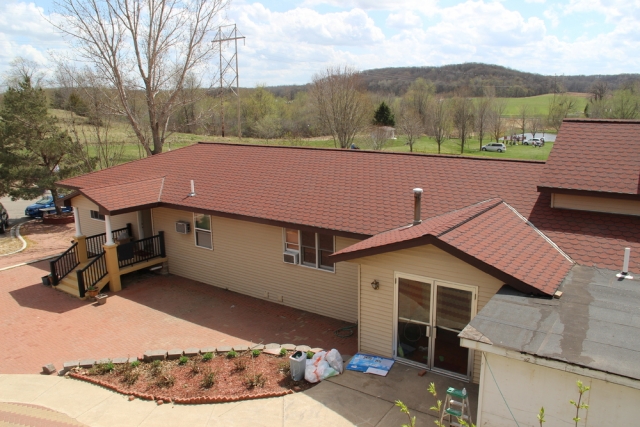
0, 196, 42, 227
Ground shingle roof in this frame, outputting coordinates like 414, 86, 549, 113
539, 119, 640, 196
332, 199, 573, 295
82, 177, 164, 212
57, 142, 640, 272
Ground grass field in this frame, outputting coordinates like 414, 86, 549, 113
51, 105, 554, 167
492, 93, 589, 117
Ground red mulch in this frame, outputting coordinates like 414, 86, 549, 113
70, 351, 315, 404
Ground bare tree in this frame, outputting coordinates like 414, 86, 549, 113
2, 57, 46, 89
452, 97, 474, 154
529, 115, 543, 139
547, 94, 577, 132
397, 101, 424, 152
310, 65, 370, 149
474, 96, 493, 150
428, 98, 451, 154
404, 78, 434, 126
516, 104, 529, 144
489, 99, 508, 144
53, 0, 228, 156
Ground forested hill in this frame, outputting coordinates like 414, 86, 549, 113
267, 63, 640, 99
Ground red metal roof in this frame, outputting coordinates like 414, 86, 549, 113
539, 119, 640, 196
57, 142, 640, 272
332, 199, 573, 295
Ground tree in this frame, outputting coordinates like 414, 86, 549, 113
0, 76, 77, 210
529, 115, 543, 139
489, 99, 508, 144
428, 98, 451, 154
474, 96, 493, 150
547, 94, 577, 132
310, 65, 370, 149
452, 97, 474, 154
610, 88, 640, 119
516, 104, 529, 144
404, 78, 434, 126
54, 0, 228, 156
397, 101, 424, 152
373, 101, 395, 127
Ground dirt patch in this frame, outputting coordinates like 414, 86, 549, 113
71, 351, 314, 403
0, 234, 23, 254
0, 221, 74, 268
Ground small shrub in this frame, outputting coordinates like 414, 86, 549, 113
156, 374, 175, 388
234, 358, 248, 371
279, 348, 287, 357
89, 361, 115, 375
130, 360, 140, 368
150, 360, 163, 377
306, 351, 314, 359
245, 373, 266, 389
202, 352, 213, 361
226, 350, 238, 359
201, 368, 216, 389
178, 356, 188, 365
278, 361, 290, 376
122, 369, 139, 386
252, 349, 261, 358
190, 359, 200, 375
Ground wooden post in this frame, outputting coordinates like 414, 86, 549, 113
74, 235, 88, 263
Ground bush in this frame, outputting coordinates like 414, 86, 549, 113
190, 359, 200, 375
306, 351, 314, 359
245, 373, 266, 389
252, 349, 261, 358
279, 348, 287, 357
226, 350, 238, 359
155, 374, 175, 388
234, 358, 248, 371
130, 360, 140, 368
278, 361, 290, 376
122, 369, 139, 386
150, 360, 163, 377
201, 368, 216, 389
202, 352, 213, 361
89, 361, 115, 375
179, 356, 189, 365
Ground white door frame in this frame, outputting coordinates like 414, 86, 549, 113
393, 272, 478, 381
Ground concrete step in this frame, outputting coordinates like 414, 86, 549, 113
55, 282, 81, 297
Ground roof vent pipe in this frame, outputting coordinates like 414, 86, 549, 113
413, 188, 423, 225
188, 180, 196, 197
616, 247, 634, 279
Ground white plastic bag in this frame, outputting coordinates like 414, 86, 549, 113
325, 349, 344, 373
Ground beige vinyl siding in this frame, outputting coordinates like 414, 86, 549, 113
152, 207, 359, 322
357, 245, 504, 384
552, 193, 640, 216
71, 195, 139, 239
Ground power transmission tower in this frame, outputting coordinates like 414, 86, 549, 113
214, 24, 245, 138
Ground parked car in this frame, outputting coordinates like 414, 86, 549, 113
481, 143, 507, 153
24, 196, 71, 218
0, 202, 9, 233
524, 138, 545, 146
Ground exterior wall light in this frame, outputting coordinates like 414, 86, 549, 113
371, 280, 380, 290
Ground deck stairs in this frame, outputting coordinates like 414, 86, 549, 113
54, 261, 109, 299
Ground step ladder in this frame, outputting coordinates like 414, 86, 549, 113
439, 387, 472, 427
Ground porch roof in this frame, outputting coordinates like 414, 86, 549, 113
461, 265, 640, 381
80, 177, 165, 214
331, 199, 574, 296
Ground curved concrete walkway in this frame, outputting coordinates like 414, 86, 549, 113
0, 364, 457, 427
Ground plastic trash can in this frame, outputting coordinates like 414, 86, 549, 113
289, 351, 306, 381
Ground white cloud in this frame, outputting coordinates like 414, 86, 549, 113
386, 11, 423, 29
301, 0, 439, 16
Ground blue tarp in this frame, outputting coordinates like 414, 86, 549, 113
346, 353, 395, 376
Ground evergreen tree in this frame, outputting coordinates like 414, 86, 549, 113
0, 76, 77, 211
373, 102, 396, 127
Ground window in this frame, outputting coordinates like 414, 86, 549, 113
284, 228, 334, 271
90, 210, 105, 221
194, 213, 212, 249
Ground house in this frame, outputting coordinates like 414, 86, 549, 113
53, 119, 640, 424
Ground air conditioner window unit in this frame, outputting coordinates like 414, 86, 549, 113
283, 251, 299, 264
175, 221, 191, 234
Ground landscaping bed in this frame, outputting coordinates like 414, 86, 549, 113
69, 350, 315, 404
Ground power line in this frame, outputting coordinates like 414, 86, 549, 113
213, 24, 245, 138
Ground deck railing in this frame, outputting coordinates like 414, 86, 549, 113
117, 231, 165, 269
76, 252, 107, 298
85, 223, 132, 258
50, 242, 80, 286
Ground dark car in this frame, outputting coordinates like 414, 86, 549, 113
24, 196, 72, 218
0, 202, 8, 233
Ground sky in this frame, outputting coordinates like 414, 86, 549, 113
1, 0, 639, 87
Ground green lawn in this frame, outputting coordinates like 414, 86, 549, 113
491, 93, 589, 117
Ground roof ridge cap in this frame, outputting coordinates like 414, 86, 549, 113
436, 198, 503, 237
84, 175, 166, 191
502, 202, 575, 263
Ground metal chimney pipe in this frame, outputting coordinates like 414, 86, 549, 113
413, 188, 423, 225
623, 247, 631, 275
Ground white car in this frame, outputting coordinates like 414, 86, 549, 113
481, 143, 506, 153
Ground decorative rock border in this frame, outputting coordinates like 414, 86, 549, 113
62, 343, 324, 405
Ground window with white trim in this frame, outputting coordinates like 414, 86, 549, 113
194, 213, 213, 249
90, 210, 105, 221
284, 228, 334, 271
